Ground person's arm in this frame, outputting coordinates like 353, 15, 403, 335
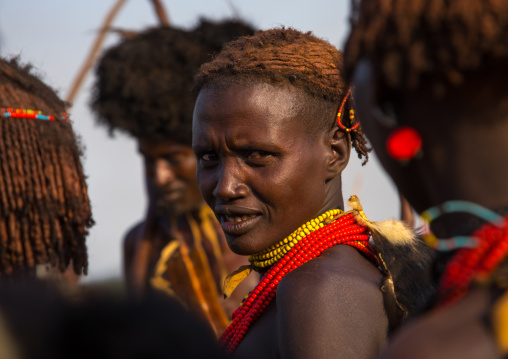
276, 246, 388, 359
123, 223, 142, 294
124, 201, 160, 299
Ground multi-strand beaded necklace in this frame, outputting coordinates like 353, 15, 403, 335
219, 209, 378, 354
422, 201, 508, 308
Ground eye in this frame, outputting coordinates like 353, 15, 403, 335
246, 150, 270, 159
197, 152, 218, 167
244, 150, 276, 166
201, 153, 217, 161
165, 154, 185, 167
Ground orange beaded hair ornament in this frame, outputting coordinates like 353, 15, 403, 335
336, 89, 359, 132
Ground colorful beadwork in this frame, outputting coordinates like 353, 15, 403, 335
248, 209, 343, 268
337, 89, 360, 133
219, 211, 378, 354
385, 126, 422, 161
437, 215, 508, 307
1, 108, 68, 121
422, 201, 505, 251
420, 200, 508, 307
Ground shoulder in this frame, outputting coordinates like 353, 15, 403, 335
123, 221, 146, 251
379, 288, 500, 359
278, 245, 383, 303
276, 245, 388, 359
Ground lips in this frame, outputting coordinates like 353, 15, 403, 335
155, 186, 185, 202
215, 206, 261, 236
224, 214, 258, 222
164, 190, 184, 201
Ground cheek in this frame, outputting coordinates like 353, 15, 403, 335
196, 168, 215, 205
263, 156, 325, 208
179, 156, 198, 179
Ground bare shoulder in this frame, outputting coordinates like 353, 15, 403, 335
278, 245, 384, 306
123, 221, 146, 270
124, 222, 145, 250
276, 245, 388, 359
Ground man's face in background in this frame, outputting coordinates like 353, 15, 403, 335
139, 138, 203, 216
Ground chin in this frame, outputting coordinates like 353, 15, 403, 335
227, 235, 263, 256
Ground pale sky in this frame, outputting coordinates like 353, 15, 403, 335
0, 0, 400, 282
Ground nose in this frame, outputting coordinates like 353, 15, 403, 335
154, 159, 175, 187
212, 159, 249, 201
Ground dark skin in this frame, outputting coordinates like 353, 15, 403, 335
352, 59, 508, 358
353, 60, 508, 216
378, 289, 500, 359
193, 83, 388, 359
123, 139, 204, 295
123, 138, 254, 310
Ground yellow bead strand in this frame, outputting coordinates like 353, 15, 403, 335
248, 209, 344, 268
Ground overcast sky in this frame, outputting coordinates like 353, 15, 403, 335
0, 0, 400, 282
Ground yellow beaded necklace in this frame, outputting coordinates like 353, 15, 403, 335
248, 209, 344, 268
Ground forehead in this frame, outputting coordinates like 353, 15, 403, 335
138, 138, 192, 156
192, 83, 308, 146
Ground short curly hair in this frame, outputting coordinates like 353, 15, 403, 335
92, 19, 255, 145
344, 0, 508, 97
194, 27, 371, 164
0, 57, 92, 276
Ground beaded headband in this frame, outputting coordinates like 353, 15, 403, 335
336, 89, 359, 132
1, 108, 68, 121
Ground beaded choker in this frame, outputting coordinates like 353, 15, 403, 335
219, 210, 378, 354
1, 108, 68, 121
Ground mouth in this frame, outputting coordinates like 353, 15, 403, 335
156, 187, 185, 201
223, 214, 258, 222
216, 208, 262, 236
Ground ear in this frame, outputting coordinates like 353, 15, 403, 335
325, 125, 351, 180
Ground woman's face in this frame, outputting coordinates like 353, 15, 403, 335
192, 83, 336, 255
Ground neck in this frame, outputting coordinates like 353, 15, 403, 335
321, 176, 345, 213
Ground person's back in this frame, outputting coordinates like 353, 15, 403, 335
345, 1, 508, 357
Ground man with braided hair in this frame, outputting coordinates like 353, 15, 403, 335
193, 27, 433, 358
92, 19, 256, 334
0, 57, 92, 283
345, 0, 508, 357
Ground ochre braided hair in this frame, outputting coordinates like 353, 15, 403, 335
194, 27, 371, 164
344, 0, 508, 96
0, 57, 93, 277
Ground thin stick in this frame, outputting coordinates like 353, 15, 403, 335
65, 0, 128, 106
149, 0, 170, 26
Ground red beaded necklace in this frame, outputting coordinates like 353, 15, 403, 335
436, 216, 508, 307
219, 212, 378, 354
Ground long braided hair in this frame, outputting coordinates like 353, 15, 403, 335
0, 57, 92, 277
194, 27, 371, 164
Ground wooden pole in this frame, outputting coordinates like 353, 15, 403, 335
65, 0, 128, 106
149, 0, 170, 26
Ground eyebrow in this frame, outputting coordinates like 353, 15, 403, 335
138, 148, 188, 156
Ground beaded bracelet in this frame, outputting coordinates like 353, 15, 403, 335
1, 108, 68, 121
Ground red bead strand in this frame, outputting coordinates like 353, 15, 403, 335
219, 212, 377, 354
436, 216, 508, 308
